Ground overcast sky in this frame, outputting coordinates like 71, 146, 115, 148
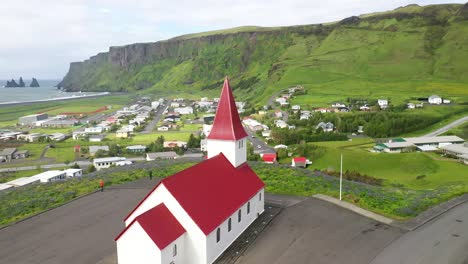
0, 0, 465, 79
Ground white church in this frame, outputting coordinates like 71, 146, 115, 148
115, 77, 265, 264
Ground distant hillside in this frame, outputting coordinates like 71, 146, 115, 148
59, 3, 468, 104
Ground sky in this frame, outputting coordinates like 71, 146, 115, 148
0, 0, 465, 80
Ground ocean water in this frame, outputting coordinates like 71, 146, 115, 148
0, 79, 102, 104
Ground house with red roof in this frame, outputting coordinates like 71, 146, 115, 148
261, 153, 277, 164
292, 157, 307, 168
115, 77, 265, 264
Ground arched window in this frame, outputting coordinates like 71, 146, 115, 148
259, 192, 262, 201
228, 218, 232, 232
247, 202, 250, 214
238, 209, 242, 223
216, 228, 221, 243
173, 244, 177, 256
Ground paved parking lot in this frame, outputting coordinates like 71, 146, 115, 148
236, 198, 404, 264
0, 182, 404, 264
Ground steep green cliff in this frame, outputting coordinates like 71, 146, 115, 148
59, 3, 468, 104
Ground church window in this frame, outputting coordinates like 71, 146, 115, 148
216, 228, 221, 243
247, 202, 250, 214
173, 244, 177, 256
228, 218, 232, 232
238, 209, 242, 222
259, 192, 262, 201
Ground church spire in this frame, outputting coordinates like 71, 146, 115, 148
207, 77, 248, 141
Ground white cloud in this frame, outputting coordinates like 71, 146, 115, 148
0, 0, 465, 79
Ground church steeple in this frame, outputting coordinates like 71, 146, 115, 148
207, 77, 248, 167
207, 77, 248, 141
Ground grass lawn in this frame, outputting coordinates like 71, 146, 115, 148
291, 139, 468, 190
107, 131, 193, 145
442, 121, 468, 139
44, 146, 77, 163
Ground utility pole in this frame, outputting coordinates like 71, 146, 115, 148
340, 153, 343, 201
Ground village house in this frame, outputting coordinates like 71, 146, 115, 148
151, 101, 160, 109
18, 113, 48, 126
378, 99, 388, 109
274, 110, 283, 119
428, 95, 442, 105
174, 107, 194, 115
126, 145, 147, 153
93, 157, 130, 170
6, 177, 40, 187
157, 126, 170, 131
89, 134, 105, 142
170, 102, 181, 108
262, 130, 271, 138
291, 157, 307, 167
85, 127, 104, 134
31, 170, 67, 183
48, 132, 67, 141
200, 139, 207, 152
64, 169, 83, 178
116, 129, 130, 138
316, 122, 335, 132
331, 102, 346, 108
164, 141, 187, 149
146, 151, 179, 161
17, 133, 43, 142
315, 108, 332, 113
115, 78, 264, 264
291, 105, 301, 112
359, 105, 370, 111
275, 120, 288, 129
261, 153, 277, 164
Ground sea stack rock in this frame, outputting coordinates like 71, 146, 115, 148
30, 78, 40, 87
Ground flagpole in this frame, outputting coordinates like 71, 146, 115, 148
340, 153, 343, 201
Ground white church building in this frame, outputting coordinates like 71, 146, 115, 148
115, 77, 265, 264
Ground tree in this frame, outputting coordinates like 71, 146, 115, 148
70, 163, 80, 169
86, 165, 96, 173
187, 134, 200, 148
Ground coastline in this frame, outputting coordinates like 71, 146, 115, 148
0, 92, 111, 108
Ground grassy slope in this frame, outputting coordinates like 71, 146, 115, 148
59, 4, 468, 108
307, 139, 468, 190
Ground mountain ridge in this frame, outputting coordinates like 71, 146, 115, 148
59, 3, 468, 104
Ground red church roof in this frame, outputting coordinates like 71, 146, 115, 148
124, 153, 264, 235
115, 203, 186, 250
207, 77, 248, 141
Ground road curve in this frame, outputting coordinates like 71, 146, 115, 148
424, 115, 468, 137
370, 201, 468, 264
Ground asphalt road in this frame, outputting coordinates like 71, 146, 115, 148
244, 127, 275, 154
141, 101, 169, 134
236, 198, 404, 264
424, 115, 468, 137
370, 201, 468, 264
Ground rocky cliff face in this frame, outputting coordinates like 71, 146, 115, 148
59, 3, 468, 102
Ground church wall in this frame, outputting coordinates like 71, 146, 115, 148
125, 184, 208, 264
116, 222, 161, 264
207, 138, 246, 167
206, 188, 265, 263
161, 234, 186, 264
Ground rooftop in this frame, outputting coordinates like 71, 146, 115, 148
207, 77, 248, 141
93, 157, 126, 163
32, 170, 65, 180
404, 136, 464, 145
116, 203, 186, 250
125, 153, 264, 235
441, 144, 468, 155
6, 177, 40, 186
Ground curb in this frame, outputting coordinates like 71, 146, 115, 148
313, 194, 394, 225
0, 190, 99, 231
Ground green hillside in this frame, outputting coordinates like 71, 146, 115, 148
59, 3, 468, 105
